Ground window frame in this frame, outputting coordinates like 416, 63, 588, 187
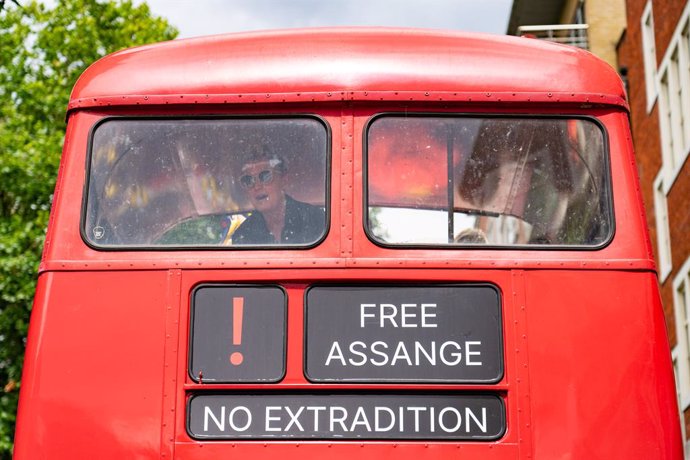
653, 172, 673, 281
641, 0, 658, 112
656, 1, 690, 192
362, 112, 614, 251
81, 114, 332, 251
673, 257, 690, 414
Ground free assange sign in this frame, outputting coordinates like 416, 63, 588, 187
305, 285, 503, 382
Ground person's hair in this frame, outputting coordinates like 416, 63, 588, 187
454, 227, 488, 244
242, 145, 287, 174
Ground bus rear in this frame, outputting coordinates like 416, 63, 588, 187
14, 28, 683, 459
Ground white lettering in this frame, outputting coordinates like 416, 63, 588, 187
348, 341, 368, 366
380, 304, 398, 327
370, 341, 389, 366
401, 304, 416, 327
438, 407, 462, 433
307, 406, 326, 431
349, 406, 372, 431
421, 304, 437, 327
330, 407, 349, 432
202, 403, 494, 436
204, 405, 224, 431
360, 304, 376, 328
323, 340, 485, 368
374, 406, 395, 431
284, 406, 305, 431
391, 342, 413, 366
325, 341, 346, 366
466, 341, 482, 366
466, 407, 487, 433
415, 341, 436, 365
407, 406, 426, 433
265, 406, 281, 432
357, 303, 440, 328
228, 406, 252, 432
440, 341, 462, 366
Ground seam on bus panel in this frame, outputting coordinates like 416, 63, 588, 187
160, 268, 182, 458
340, 103, 355, 258
511, 269, 534, 459
67, 92, 630, 111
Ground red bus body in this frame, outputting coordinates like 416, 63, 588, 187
14, 28, 683, 459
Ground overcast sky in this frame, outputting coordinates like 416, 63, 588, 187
135, 0, 513, 39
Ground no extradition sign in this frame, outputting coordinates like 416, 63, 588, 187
305, 285, 503, 382
188, 393, 505, 440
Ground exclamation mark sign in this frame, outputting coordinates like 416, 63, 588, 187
230, 297, 244, 366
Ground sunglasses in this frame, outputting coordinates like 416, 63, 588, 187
240, 169, 274, 188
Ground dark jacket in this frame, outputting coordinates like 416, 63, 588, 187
232, 195, 325, 245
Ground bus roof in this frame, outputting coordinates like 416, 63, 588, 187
69, 27, 627, 111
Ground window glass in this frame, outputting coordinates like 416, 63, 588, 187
366, 116, 611, 247
85, 118, 328, 248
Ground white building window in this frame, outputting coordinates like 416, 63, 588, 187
656, 3, 690, 190
680, 24, 690, 145
675, 257, 690, 413
642, 1, 658, 111
669, 50, 687, 159
659, 71, 677, 181
654, 173, 673, 281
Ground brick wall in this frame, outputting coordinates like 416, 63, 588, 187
668, 155, 690, 273
654, 0, 687, 60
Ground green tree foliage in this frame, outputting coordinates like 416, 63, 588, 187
0, 0, 177, 455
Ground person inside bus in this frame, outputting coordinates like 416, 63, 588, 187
230, 147, 324, 245
454, 227, 488, 244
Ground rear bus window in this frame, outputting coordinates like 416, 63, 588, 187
84, 117, 328, 248
366, 116, 611, 247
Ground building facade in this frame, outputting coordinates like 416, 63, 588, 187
617, 0, 690, 454
510, 0, 690, 454
507, 0, 626, 68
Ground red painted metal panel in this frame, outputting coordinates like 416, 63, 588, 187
524, 270, 682, 459
69, 28, 626, 110
15, 271, 171, 458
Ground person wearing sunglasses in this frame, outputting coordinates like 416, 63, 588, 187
230, 148, 324, 245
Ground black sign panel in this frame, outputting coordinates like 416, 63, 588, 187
305, 285, 502, 382
188, 393, 505, 440
189, 285, 286, 382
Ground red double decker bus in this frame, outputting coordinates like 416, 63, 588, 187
14, 28, 683, 459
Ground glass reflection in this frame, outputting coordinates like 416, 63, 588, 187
367, 116, 610, 247
85, 118, 328, 247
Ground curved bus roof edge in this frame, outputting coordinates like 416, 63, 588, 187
68, 27, 627, 111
